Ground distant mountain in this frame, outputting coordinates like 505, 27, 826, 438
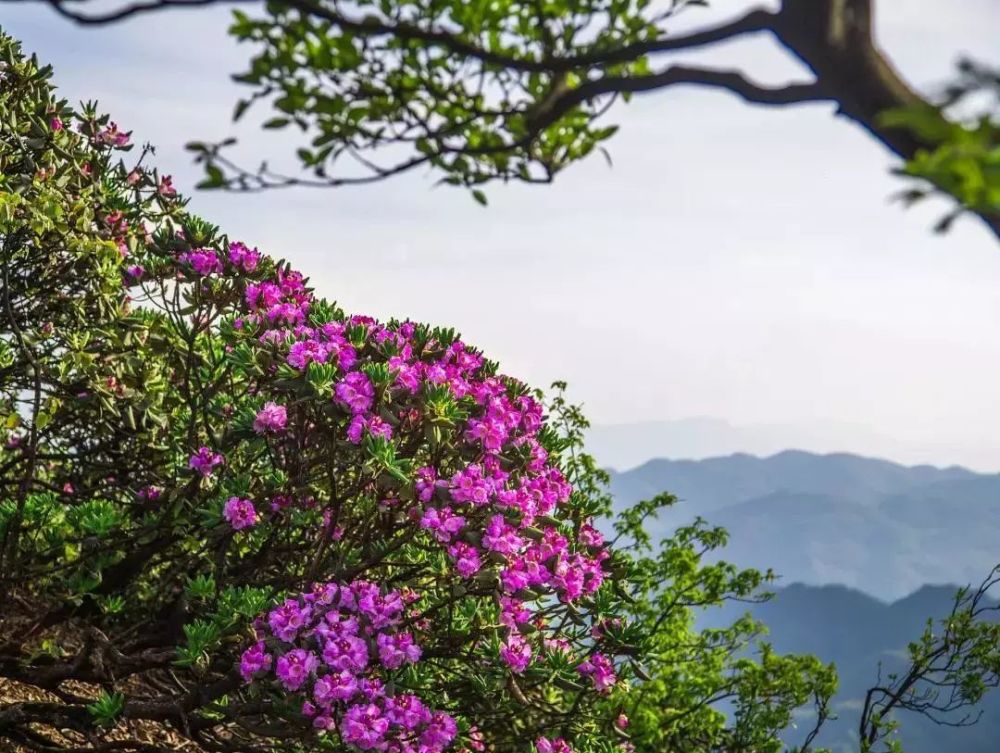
701, 583, 1000, 753
585, 418, 1000, 474
607, 450, 1000, 600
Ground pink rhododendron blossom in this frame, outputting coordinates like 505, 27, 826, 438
335, 371, 374, 414
420, 506, 465, 543
178, 248, 222, 276
578, 522, 605, 548
287, 339, 329, 369
140, 238, 621, 750
499, 634, 532, 673
341, 703, 390, 749
483, 515, 523, 556
421, 712, 458, 750
322, 634, 369, 673
223, 497, 257, 530
268, 598, 311, 642
346, 414, 393, 444
275, 649, 319, 691
376, 632, 421, 669
137, 485, 161, 502
577, 652, 617, 693
253, 402, 287, 434
188, 447, 223, 477
99, 121, 130, 147
536, 737, 573, 753
314, 670, 359, 704
239, 641, 272, 681
227, 241, 261, 272
447, 541, 481, 578
157, 175, 176, 196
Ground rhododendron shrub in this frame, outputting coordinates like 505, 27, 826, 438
0, 33, 835, 753
116, 220, 634, 753
0, 32, 635, 753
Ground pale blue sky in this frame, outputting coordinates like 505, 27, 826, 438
4, 1, 1000, 469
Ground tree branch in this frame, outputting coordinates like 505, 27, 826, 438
526, 65, 830, 133
770, 0, 1000, 239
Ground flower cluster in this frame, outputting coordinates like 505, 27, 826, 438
171, 239, 611, 629
129, 238, 625, 749
246, 285, 609, 673
241, 581, 457, 752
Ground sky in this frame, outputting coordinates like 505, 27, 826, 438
4, 0, 1000, 470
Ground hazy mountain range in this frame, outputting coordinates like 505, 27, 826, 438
603, 446, 1000, 750
607, 449, 1000, 601
704, 584, 1000, 753
587, 418, 1000, 474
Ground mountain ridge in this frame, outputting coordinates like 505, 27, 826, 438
585, 417, 1000, 473
607, 450, 1000, 601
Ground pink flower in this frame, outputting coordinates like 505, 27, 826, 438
449, 464, 491, 506
615, 713, 629, 730
268, 599, 310, 642
50, 117, 63, 131
483, 514, 523, 556
465, 416, 508, 451
227, 241, 261, 272
341, 703, 389, 750
287, 339, 329, 369
500, 634, 532, 673
246, 281, 283, 310
157, 175, 177, 197
253, 402, 287, 434
188, 447, 223, 477
384, 693, 431, 728
577, 652, 617, 693
275, 648, 318, 691
178, 248, 222, 276
447, 541, 481, 578
223, 497, 257, 530
420, 712, 458, 750
137, 485, 161, 502
578, 522, 604, 548
312, 713, 335, 730
335, 371, 374, 414
420, 506, 465, 543
322, 634, 369, 674
366, 416, 392, 440
313, 670, 359, 705
346, 415, 393, 444
99, 121, 130, 147
239, 641, 272, 681
536, 737, 573, 753
376, 632, 421, 669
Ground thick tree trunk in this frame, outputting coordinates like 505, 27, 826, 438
774, 0, 1000, 239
